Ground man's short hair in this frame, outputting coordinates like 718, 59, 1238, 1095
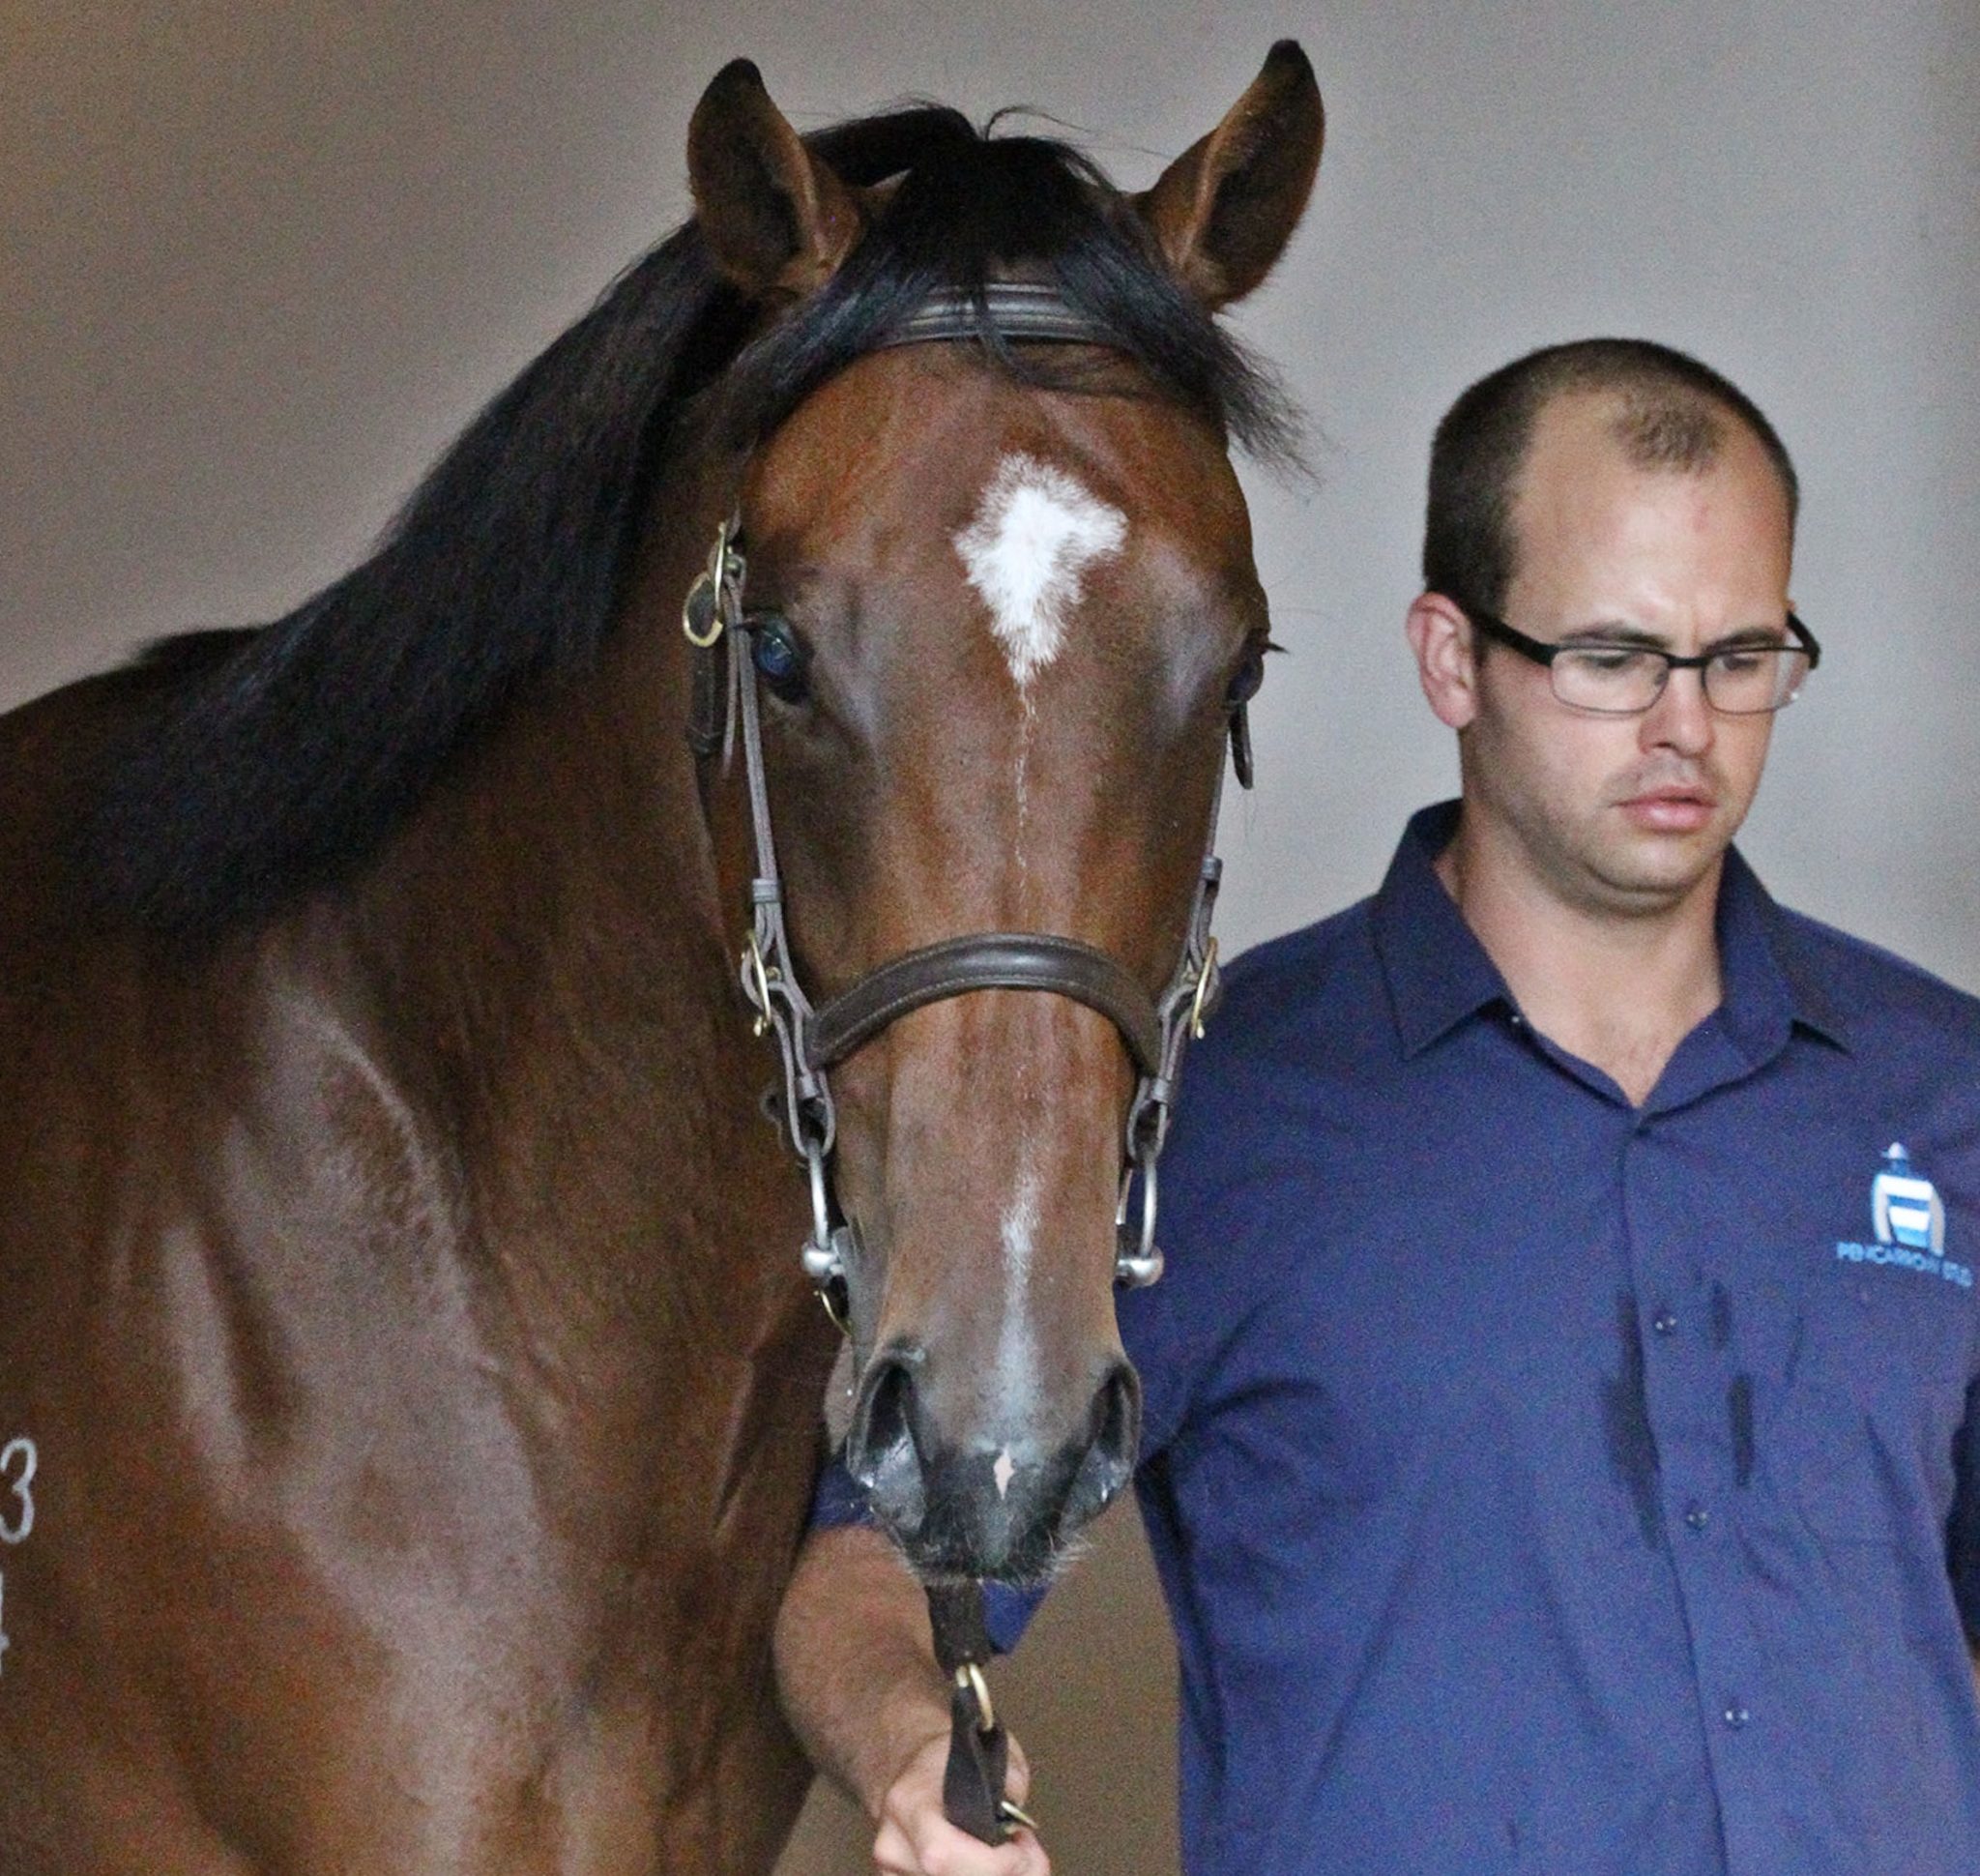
1423, 338, 1800, 616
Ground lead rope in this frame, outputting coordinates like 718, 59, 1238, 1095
926, 1582, 1038, 1844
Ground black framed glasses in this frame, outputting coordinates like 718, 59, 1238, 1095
1462, 606, 1821, 717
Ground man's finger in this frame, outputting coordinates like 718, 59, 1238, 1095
873, 1814, 1049, 1876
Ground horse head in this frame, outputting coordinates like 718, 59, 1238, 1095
684, 49, 1323, 1582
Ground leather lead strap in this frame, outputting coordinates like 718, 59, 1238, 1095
943, 1682, 1012, 1847
927, 1583, 1013, 1846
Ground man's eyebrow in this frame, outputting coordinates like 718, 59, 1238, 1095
1556, 622, 1673, 649
1555, 621, 1791, 650
1704, 624, 1793, 650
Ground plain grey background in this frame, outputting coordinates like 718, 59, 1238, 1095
5, 5, 1975, 1871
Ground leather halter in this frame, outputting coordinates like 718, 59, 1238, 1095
876, 281, 1117, 349
684, 282, 1250, 1304
684, 281, 1252, 1847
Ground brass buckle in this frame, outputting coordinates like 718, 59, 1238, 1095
958, 1660, 997, 1736
1188, 935, 1219, 1040
742, 935, 775, 1038
953, 1662, 1039, 1836
682, 515, 738, 648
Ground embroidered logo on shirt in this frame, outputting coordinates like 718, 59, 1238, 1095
1872, 1142, 1944, 1252
1836, 1143, 1971, 1287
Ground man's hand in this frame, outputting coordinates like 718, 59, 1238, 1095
871, 1730, 1049, 1876
775, 1523, 1052, 1876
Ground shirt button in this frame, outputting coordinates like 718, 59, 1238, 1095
1723, 1703, 1752, 1730
1684, 1503, 1710, 1532
1651, 1310, 1677, 1335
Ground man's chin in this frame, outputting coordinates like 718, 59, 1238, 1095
1587, 829, 1728, 913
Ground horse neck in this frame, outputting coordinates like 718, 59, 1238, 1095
325, 491, 778, 1309
131, 497, 833, 1551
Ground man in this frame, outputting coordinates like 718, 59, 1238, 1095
774, 339, 1980, 1875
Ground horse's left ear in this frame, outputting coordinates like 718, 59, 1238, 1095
1134, 41, 1325, 309
688, 59, 861, 300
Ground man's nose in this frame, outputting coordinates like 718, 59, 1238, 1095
1640, 665, 1715, 754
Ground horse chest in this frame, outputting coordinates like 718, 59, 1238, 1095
0, 953, 825, 1873
2, 1303, 823, 1875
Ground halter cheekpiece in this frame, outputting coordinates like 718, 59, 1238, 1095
684, 280, 1252, 1318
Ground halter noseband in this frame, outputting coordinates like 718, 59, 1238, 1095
684, 282, 1251, 1308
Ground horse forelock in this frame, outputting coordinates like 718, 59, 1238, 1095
81, 100, 1297, 947
713, 114, 1301, 466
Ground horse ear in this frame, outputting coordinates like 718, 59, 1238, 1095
1134, 41, 1325, 308
688, 59, 860, 299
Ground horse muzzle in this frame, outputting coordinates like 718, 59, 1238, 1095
843, 1343, 1142, 1582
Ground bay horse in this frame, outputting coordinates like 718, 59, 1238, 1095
0, 44, 1322, 1874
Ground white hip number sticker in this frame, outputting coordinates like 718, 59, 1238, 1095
0, 1436, 37, 1677
0, 1438, 35, 1545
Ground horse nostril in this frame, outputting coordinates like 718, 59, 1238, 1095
1093, 1361, 1142, 1472
845, 1350, 927, 1535
1063, 1361, 1142, 1532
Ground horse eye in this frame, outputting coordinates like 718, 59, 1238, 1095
1226, 644, 1268, 710
748, 615, 811, 704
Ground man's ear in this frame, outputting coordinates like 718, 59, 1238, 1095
1133, 40, 1324, 309
1407, 593, 1482, 731
687, 59, 860, 300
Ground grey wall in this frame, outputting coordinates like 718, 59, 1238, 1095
6, 5, 1975, 1871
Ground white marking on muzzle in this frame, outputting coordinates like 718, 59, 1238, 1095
954, 454, 1126, 689
994, 1448, 1016, 1499
1000, 1163, 1040, 1304
992, 1158, 1045, 1420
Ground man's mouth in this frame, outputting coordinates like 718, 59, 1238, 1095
1616, 783, 1716, 834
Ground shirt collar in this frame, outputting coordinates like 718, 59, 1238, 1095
1371, 800, 1854, 1063
1371, 802, 1511, 1058
1714, 844, 1853, 1055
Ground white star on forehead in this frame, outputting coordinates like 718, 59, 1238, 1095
953, 454, 1127, 688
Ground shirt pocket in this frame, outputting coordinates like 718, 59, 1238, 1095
1784, 1250, 1978, 1544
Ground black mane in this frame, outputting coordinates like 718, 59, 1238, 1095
88, 104, 1298, 941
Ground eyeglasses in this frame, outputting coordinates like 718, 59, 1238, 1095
1462, 606, 1821, 717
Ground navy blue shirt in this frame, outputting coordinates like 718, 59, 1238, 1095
823, 803, 1980, 1874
